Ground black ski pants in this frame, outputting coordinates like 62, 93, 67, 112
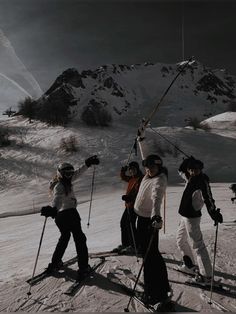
137, 216, 170, 303
120, 206, 138, 248
52, 208, 89, 270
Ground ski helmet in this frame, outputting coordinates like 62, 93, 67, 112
128, 161, 140, 170
142, 154, 163, 168
57, 162, 75, 179
187, 158, 204, 170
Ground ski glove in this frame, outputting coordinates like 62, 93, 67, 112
137, 125, 146, 141
151, 215, 163, 229
41, 206, 57, 218
210, 208, 223, 225
85, 155, 100, 167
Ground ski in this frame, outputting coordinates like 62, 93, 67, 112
89, 250, 119, 258
169, 276, 235, 298
64, 257, 105, 296
184, 278, 234, 296
106, 272, 154, 312
167, 265, 197, 277
27, 256, 77, 285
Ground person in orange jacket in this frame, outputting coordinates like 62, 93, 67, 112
113, 162, 143, 254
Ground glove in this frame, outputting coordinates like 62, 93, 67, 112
122, 194, 132, 202
41, 206, 57, 218
137, 126, 146, 141
151, 215, 163, 229
121, 166, 128, 172
85, 155, 100, 167
210, 208, 223, 225
231, 197, 236, 203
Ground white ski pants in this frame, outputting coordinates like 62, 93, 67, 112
176, 216, 212, 277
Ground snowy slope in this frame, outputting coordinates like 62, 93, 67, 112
0, 111, 236, 217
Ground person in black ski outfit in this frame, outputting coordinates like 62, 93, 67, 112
176, 157, 223, 283
229, 183, 236, 203
113, 162, 143, 254
40, 155, 99, 280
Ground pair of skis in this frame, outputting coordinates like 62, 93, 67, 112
167, 265, 234, 312
26, 257, 105, 296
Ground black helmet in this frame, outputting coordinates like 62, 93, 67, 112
142, 154, 163, 167
128, 161, 140, 170
187, 158, 204, 170
57, 162, 75, 178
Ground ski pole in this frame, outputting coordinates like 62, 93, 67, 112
163, 191, 166, 234
87, 165, 96, 228
124, 228, 157, 312
128, 57, 194, 161
27, 216, 47, 296
209, 221, 219, 304
126, 207, 139, 262
143, 57, 193, 127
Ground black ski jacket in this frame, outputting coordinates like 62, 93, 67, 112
178, 173, 216, 218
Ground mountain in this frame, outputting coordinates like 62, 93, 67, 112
39, 60, 236, 127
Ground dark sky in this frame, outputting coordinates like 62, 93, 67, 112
0, 0, 236, 90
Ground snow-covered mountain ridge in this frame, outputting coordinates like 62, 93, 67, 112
41, 60, 236, 127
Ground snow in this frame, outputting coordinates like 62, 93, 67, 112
0, 113, 236, 311
0, 58, 236, 311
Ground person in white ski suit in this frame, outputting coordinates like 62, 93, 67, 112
40, 155, 99, 279
176, 157, 223, 283
133, 128, 173, 311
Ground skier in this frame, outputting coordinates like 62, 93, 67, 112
229, 183, 236, 203
40, 155, 99, 280
176, 157, 223, 284
113, 162, 143, 254
133, 127, 173, 312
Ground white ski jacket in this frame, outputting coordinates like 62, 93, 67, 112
51, 164, 87, 212
134, 172, 167, 218
134, 128, 167, 218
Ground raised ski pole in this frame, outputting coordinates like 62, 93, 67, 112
27, 217, 47, 296
124, 228, 157, 312
128, 57, 194, 160
144, 57, 193, 128
87, 165, 96, 228
209, 219, 219, 304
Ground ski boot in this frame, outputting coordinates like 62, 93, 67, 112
45, 260, 63, 274
76, 265, 92, 282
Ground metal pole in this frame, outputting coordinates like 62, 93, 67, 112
209, 222, 219, 304
124, 228, 157, 312
126, 207, 139, 262
87, 165, 96, 228
27, 217, 47, 296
